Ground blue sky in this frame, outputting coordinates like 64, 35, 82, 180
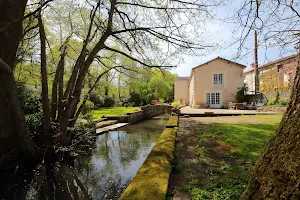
171, 1, 298, 77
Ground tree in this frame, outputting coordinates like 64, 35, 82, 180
0, 0, 36, 166
31, 0, 218, 146
0, 0, 218, 167
231, 0, 300, 198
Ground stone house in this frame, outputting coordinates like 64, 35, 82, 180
174, 57, 246, 108
244, 54, 298, 99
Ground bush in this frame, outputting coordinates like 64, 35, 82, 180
171, 101, 180, 109
268, 97, 278, 106
80, 100, 94, 123
25, 112, 43, 140
17, 82, 41, 114
235, 84, 247, 103
159, 98, 165, 104
103, 96, 115, 107
89, 93, 103, 108
278, 98, 289, 106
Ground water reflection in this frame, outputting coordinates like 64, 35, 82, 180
0, 116, 168, 200
74, 117, 168, 199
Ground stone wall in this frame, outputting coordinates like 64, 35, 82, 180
120, 116, 178, 200
127, 110, 145, 123
257, 106, 287, 113
141, 104, 173, 119
95, 105, 173, 125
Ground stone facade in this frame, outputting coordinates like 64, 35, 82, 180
244, 54, 298, 99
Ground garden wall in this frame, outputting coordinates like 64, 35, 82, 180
120, 116, 179, 200
141, 104, 173, 119
257, 106, 287, 112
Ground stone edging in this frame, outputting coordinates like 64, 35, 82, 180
120, 116, 179, 200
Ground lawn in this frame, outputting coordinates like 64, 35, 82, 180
92, 107, 141, 119
169, 115, 283, 200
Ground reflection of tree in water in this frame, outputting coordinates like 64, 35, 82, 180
0, 163, 92, 200
0, 117, 168, 200
73, 117, 168, 200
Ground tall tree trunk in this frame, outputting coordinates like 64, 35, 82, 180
38, 13, 51, 140
242, 53, 300, 199
0, 0, 36, 165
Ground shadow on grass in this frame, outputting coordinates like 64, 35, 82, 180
209, 123, 279, 162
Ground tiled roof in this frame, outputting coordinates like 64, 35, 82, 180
243, 54, 298, 74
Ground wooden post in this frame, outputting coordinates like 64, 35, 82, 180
254, 30, 259, 95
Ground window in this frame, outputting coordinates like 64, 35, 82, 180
213, 73, 224, 87
206, 93, 220, 105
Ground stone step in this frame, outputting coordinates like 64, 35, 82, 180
95, 120, 118, 129
96, 123, 129, 135
93, 117, 107, 123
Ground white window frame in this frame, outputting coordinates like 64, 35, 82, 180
205, 92, 221, 105
212, 72, 225, 88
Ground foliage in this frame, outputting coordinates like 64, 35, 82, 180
102, 96, 115, 107
267, 97, 289, 107
25, 112, 43, 140
70, 122, 97, 154
128, 91, 143, 106
278, 98, 289, 106
171, 101, 181, 109
268, 97, 278, 106
80, 100, 94, 123
89, 93, 103, 109
17, 81, 41, 114
235, 84, 247, 103
159, 98, 165, 104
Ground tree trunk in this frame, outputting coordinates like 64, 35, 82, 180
38, 13, 51, 140
0, 0, 36, 165
242, 54, 300, 199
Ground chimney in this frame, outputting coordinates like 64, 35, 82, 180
254, 31, 259, 94
250, 63, 254, 69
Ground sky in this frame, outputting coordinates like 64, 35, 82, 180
171, 1, 299, 77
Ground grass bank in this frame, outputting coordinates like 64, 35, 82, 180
92, 107, 140, 119
169, 115, 282, 200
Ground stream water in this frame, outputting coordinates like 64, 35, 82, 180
1, 116, 169, 200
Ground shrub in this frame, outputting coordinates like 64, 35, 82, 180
268, 97, 278, 106
171, 101, 180, 109
235, 84, 248, 103
25, 112, 43, 140
103, 96, 115, 107
278, 98, 289, 106
81, 100, 94, 115
159, 98, 165, 104
89, 93, 103, 108
17, 82, 41, 114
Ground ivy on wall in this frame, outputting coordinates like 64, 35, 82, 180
260, 69, 291, 94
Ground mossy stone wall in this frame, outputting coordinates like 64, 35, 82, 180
120, 116, 179, 200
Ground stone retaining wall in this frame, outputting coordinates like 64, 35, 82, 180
257, 106, 287, 112
141, 104, 173, 119
120, 116, 179, 200
128, 110, 145, 123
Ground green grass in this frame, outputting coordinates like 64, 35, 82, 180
92, 107, 140, 119
185, 115, 281, 200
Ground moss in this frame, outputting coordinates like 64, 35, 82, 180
120, 128, 177, 200
166, 116, 179, 128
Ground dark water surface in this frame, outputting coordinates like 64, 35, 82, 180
3, 116, 168, 200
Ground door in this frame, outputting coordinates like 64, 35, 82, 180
206, 92, 221, 108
